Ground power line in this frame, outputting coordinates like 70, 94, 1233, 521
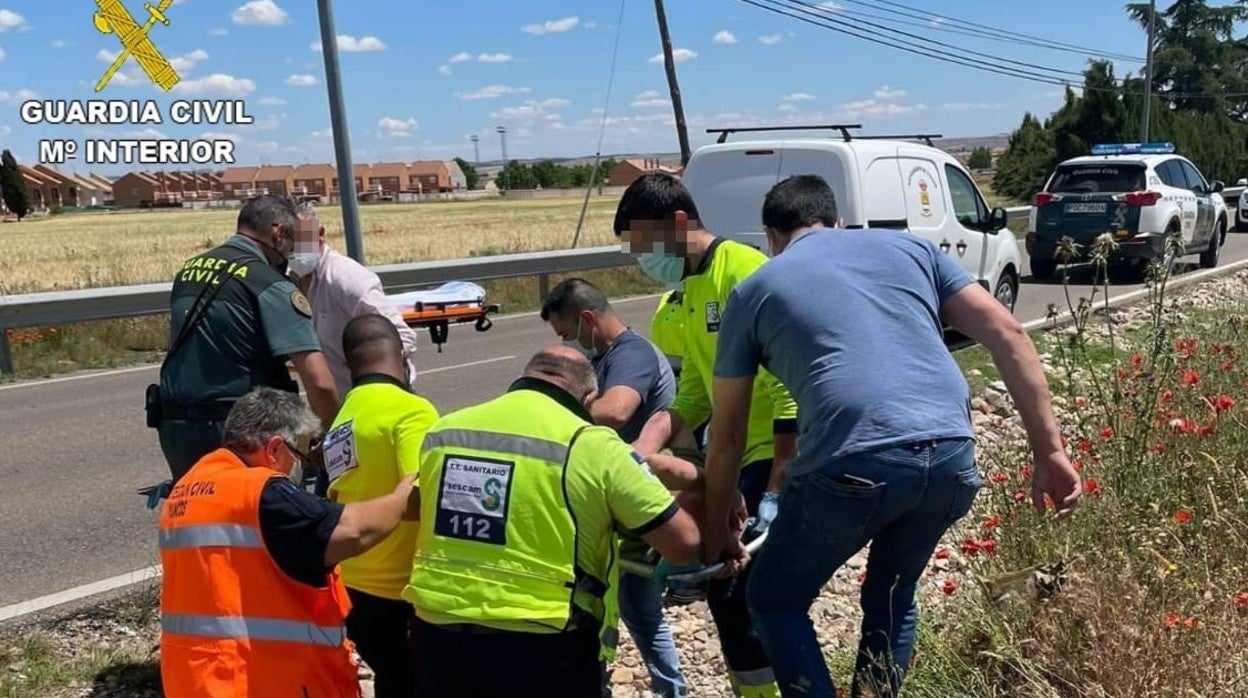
815, 1, 1144, 63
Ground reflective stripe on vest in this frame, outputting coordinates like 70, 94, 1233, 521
159, 523, 262, 550
421, 428, 568, 464
162, 613, 346, 647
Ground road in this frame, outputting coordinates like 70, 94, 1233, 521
2, 233, 1246, 614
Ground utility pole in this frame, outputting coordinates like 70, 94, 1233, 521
1140, 0, 1157, 142
654, 0, 691, 166
469, 135, 480, 164
316, 0, 364, 263
496, 126, 509, 162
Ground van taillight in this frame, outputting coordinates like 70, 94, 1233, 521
1124, 190, 1162, 207
1033, 192, 1056, 207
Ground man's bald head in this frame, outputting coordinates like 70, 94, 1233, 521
524, 345, 598, 404
342, 314, 405, 383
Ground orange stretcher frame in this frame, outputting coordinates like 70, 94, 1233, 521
399, 298, 500, 352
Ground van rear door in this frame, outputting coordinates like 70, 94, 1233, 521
681, 145, 782, 253
897, 148, 956, 257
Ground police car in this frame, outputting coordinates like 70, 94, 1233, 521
1236, 177, 1248, 232
1026, 143, 1230, 278
681, 125, 1024, 311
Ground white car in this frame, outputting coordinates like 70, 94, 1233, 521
681, 126, 1024, 311
1236, 177, 1248, 232
1027, 143, 1230, 277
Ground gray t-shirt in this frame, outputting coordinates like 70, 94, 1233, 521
714, 228, 977, 476
593, 329, 676, 443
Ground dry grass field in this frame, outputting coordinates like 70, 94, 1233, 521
0, 196, 623, 295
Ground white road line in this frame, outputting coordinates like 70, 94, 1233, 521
1019, 257, 1248, 331
419, 355, 517, 375
0, 565, 162, 624
0, 364, 158, 392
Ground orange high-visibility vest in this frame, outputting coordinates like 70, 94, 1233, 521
158, 448, 360, 698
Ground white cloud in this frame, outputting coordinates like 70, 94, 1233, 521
249, 113, 285, 131
116, 128, 168, 140
632, 91, 670, 108
521, 16, 579, 35
758, 34, 784, 45
169, 49, 210, 73
478, 53, 513, 63
3, 89, 38, 103
454, 84, 531, 100
496, 99, 565, 123
538, 97, 571, 108
256, 140, 280, 153
285, 74, 317, 87
50, 39, 66, 49
438, 64, 452, 76
232, 0, 288, 27
648, 48, 696, 64
817, 1, 842, 10
0, 9, 27, 32
778, 104, 797, 112
309, 129, 332, 140
202, 132, 242, 143
713, 30, 737, 45
836, 98, 926, 119
209, 28, 228, 37
0, 125, 10, 136
874, 85, 907, 100
449, 52, 473, 63
0, 47, 4, 62
97, 48, 119, 62
939, 102, 1004, 112
172, 73, 257, 96
378, 116, 419, 135
782, 92, 816, 101
312, 35, 387, 53
258, 96, 287, 106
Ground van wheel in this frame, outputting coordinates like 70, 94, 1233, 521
1030, 258, 1057, 280
993, 270, 1019, 312
1199, 219, 1225, 269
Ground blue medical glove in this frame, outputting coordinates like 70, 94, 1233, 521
747, 491, 780, 538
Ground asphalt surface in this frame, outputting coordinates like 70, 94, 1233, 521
2, 232, 1247, 611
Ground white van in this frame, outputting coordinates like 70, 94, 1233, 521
680, 126, 1024, 311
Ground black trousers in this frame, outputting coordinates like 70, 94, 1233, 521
410, 615, 603, 697
344, 588, 418, 698
706, 458, 775, 683
157, 419, 226, 483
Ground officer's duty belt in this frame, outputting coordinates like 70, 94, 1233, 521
161, 402, 234, 422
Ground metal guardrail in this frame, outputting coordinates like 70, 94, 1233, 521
0, 189, 1241, 375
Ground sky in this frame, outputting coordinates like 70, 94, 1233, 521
0, 0, 1159, 175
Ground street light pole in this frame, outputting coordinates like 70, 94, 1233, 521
1140, 0, 1157, 142
316, 0, 364, 263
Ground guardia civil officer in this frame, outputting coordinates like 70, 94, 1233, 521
403, 346, 702, 698
151, 195, 340, 483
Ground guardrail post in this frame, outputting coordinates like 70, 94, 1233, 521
0, 325, 13, 376
537, 273, 550, 306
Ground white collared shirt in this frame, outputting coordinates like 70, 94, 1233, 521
304, 245, 420, 397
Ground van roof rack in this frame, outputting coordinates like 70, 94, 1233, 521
706, 124, 862, 144
854, 134, 944, 147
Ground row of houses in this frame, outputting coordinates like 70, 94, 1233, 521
13, 165, 114, 210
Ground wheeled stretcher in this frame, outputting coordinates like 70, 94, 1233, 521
384, 281, 500, 353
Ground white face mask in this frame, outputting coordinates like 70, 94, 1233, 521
288, 251, 320, 277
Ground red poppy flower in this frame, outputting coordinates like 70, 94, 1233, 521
990, 473, 1010, 485
1117, 370, 1129, 381
1160, 389, 1174, 403
1072, 458, 1084, 472
1213, 395, 1236, 413
1083, 478, 1101, 497
1181, 371, 1201, 386
1012, 490, 1028, 503
961, 539, 981, 556
1150, 442, 1167, 454
1233, 592, 1248, 607
982, 515, 1001, 531
1077, 439, 1093, 453
979, 538, 998, 555
941, 579, 958, 596
1199, 425, 1215, 439
1174, 510, 1192, 524
1175, 339, 1198, 359
1164, 612, 1180, 629
934, 548, 950, 560
1075, 397, 1087, 408
1222, 360, 1235, 373
1182, 617, 1198, 630
1131, 353, 1144, 367
857, 571, 867, 585
1019, 466, 1033, 480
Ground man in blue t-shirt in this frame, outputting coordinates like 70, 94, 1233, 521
540, 278, 686, 698
704, 175, 1082, 698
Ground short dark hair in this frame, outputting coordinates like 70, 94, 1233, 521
540, 278, 611, 322
237, 195, 298, 238
612, 173, 701, 236
342, 314, 401, 374
762, 175, 838, 235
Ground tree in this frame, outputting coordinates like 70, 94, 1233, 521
0, 150, 31, 221
968, 147, 993, 170
453, 157, 480, 190
496, 160, 536, 190
992, 113, 1055, 202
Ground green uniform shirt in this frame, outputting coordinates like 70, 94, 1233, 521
670, 238, 798, 465
160, 235, 322, 405
325, 374, 439, 600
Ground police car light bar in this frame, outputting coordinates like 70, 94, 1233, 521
1090, 142, 1176, 155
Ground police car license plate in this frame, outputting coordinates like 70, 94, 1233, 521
1065, 203, 1107, 214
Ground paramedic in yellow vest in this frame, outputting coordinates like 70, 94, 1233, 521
403, 346, 702, 698
619, 173, 799, 698
322, 314, 438, 698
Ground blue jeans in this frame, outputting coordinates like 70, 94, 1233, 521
617, 571, 687, 697
746, 438, 981, 698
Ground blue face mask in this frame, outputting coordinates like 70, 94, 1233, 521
637, 248, 686, 285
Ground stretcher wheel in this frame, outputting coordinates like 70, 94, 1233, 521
475, 316, 493, 332
428, 322, 449, 353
